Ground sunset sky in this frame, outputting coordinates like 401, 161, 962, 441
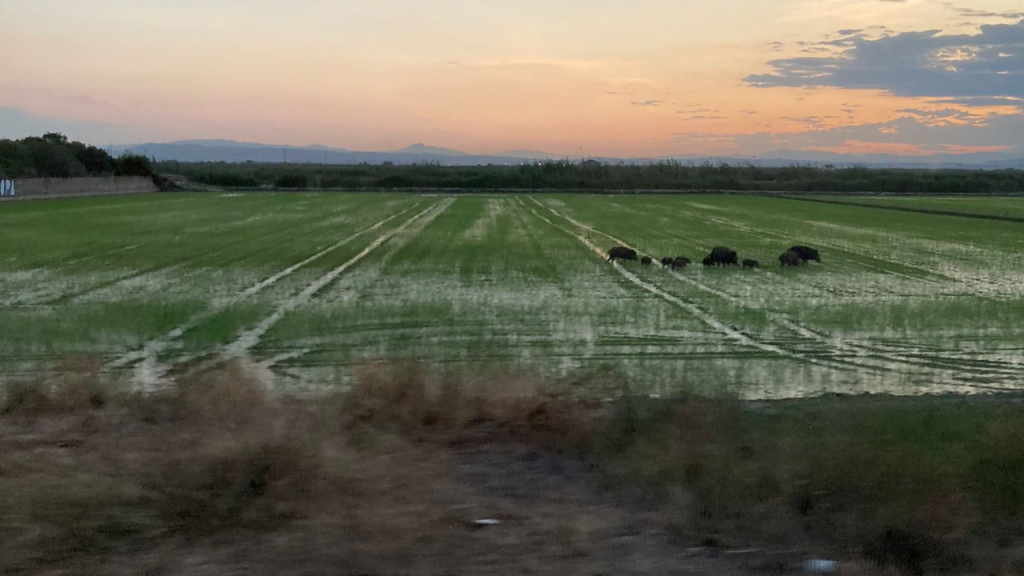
2, 0, 1023, 157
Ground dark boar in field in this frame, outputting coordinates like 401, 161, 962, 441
661, 257, 674, 267
671, 257, 692, 270
702, 255, 715, 267
787, 245, 820, 263
742, 259, 759, 269
779, 250, 803, 267
641, 256, 653, 266
608, 246, 638, 262
706, 246, 738, 266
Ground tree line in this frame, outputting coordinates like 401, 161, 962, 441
6, 134, 1020, 194
0, 133, 153, 179
155, 159, 1024, 194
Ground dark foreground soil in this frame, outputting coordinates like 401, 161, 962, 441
4, 359, 1024, 575
0, 413, 859, 576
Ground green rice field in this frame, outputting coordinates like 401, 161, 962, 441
1, 192, 1023, 399
807, 195, 1024, 220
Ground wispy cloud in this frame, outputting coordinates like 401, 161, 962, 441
460, 57, 621, 72
895, 106, 997, 126
631, 100, 662, 107
682, 114, 1024, 156
782, 0, 917, 24
941, 3, 1024, 21
780, 116, 830, 128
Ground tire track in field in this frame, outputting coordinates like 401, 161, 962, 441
35, 263, 195, 306
223, 199, 451, 359
236, 203, 421, 299
227, 200, 460, 372
184, 199, 416, 271
0, 242, 143, 307
1, 197, 241, 273
518, 197, 852, 370
796, 219, 1019, 299
528, 197, 1024, 389
51, 202, 290, 270
599, 203, 860, 298
0, 194, 204, 221
624, 203, 937, 286
691, 209, 1014, 300
781, 195, 1024, 224
666, 212, 1024, 378
27, 224, 292, 306
108, 202, 423, 375
16, 213, 263, 279
544, 198, 1023, 383
24, 200, 364, 306
59, 243, 143, 268
696, 212, 946, 284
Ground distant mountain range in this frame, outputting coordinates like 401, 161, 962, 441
110, 139, 1024, 170
110, 140, 557, 166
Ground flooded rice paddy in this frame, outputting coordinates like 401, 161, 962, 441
1, 192, 1022, 399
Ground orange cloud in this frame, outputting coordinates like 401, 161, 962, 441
941, 144, 1013, 154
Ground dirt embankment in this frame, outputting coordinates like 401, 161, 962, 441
3, 359, 1024, 575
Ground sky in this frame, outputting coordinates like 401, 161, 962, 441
1, 0, 1023, 157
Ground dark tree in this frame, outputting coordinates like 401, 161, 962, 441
22, 137, 84, 178
41, 132, 69, 145
70, 142, 117, 174
115, 154, 154, 177
0, 134, 119, 178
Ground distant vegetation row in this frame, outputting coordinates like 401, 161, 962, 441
3, 134, 1022, 194
156, 160, 1024, 194
0, 133, 153, 179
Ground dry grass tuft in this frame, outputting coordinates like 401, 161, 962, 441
1, 357, 109, 416
143, 358, 323, 534
0, 358, 326, 573
339, 361, 595, 449
173, 357, 274, 424
152, 436, 320, 534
